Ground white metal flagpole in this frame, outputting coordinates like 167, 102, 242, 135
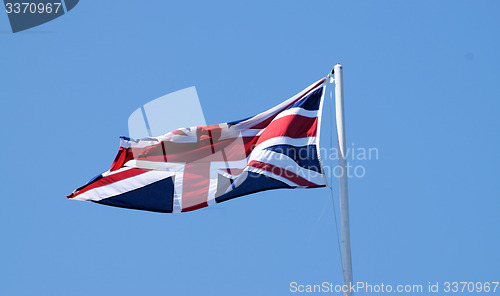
334, 63, 354, 295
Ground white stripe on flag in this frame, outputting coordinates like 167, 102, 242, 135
272, 107, 319, 122
73, 170, 175, 202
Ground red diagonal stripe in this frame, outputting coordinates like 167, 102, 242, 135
247, 160, 323, 188
255, 115, 318, 145
249, 79, 325, 129
67, 168, 148, 198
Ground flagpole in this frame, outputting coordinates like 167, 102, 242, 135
333, 63, 353, 295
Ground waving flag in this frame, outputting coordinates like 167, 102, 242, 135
68, 78, 327, 213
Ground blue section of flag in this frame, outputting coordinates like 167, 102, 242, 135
96, 177, 175, 213
264, 144, 322, 173
215, 172, 292, 203
227, 116, 253, 126
286, 87, 323, 111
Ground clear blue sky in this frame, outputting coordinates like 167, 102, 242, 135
1, 1, 499, 295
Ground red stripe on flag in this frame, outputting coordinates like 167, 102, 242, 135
248, 79, 325, 129
255, 115, 318, 145
109, 146, 135, 172
251, 115, 276, 130
241, 115, 318, 156
180, 162, 211, 212
247, 160, 323, 187
67, 168, 148, 198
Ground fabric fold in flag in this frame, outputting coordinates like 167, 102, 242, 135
68, 78, 328, 213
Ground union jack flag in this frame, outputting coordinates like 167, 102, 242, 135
68, 78, 327, 213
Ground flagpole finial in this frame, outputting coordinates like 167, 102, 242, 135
331, 63, 341, 74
